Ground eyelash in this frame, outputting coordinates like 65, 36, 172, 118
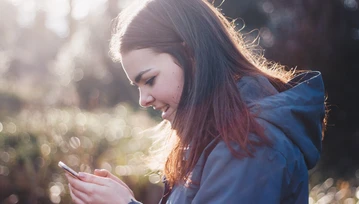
145, 76, 156, 86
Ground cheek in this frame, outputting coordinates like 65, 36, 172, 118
157, 82, 182, 104
172, 79, 184, 103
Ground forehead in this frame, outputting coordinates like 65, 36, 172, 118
121, 48, 155, 77
122, 48, 156, 63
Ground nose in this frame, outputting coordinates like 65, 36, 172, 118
139, 89, 155, 107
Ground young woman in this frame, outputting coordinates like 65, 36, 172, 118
66, 0, 326, 203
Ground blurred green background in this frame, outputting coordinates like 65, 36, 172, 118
0, 0, 359, 203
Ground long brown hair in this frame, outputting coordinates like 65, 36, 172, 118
110, 0, 294, 186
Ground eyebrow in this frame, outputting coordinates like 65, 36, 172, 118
134, 68, 152, 84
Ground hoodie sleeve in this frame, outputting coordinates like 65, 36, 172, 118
191, 141, 289, 204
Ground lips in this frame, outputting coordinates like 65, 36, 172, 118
163, 105, 169, 113
153, 105, 171, 120
154, 105, 169, 113
161, 105, 170, 120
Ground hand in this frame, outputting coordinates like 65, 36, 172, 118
66, 171, 138, 204
93, 169, 134, 197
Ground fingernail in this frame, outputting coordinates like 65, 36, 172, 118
78, 172, 85, 179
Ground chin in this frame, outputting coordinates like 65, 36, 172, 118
164, 115, 175, 126
165, 118, 174, 124
162, 110, 175, 123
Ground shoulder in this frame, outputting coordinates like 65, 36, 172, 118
174, 134, 309, 203
205, 139, 287, 173
188, 140, 291, 203
202, 131, 307, 184
237, 75, 279, 104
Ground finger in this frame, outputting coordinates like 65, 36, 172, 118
66, 173, 82, 186
67, 174, 99, 203
65, 171, 81, 180
93, 169, 126, 186
68, 183, 85, 204
69, 183, 92, 204
94, 169, 134, 196
93, 169, 107, 177
77, 172, 110, 186
66, 173, 99, 194
94, 169, 120, 182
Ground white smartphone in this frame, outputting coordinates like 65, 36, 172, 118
58, 161, 80, 179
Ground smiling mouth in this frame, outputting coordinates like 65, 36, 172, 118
154, 105, 169, 113
162, 105, 169, 113
160, 105, 171, 120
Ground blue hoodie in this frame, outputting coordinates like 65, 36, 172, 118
162, 71, 325, 204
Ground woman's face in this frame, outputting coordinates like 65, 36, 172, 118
121, 48, 184, 124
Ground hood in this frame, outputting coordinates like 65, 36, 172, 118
237, 71, 325, 169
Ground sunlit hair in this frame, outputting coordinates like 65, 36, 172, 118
110, 0, 296, 187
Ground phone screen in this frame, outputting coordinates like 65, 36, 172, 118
58, 161, 80, 179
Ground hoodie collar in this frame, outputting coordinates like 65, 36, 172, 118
237, 71, 325, 169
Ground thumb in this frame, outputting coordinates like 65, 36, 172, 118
94, 169, 118, 181
94, 169, 123, 184
77, 172, 108, 186
94, 169, 134, 197
94, 169, 109, 177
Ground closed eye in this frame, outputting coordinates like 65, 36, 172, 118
145, 76, 156, 86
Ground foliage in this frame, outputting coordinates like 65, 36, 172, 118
0, 105, 163, 203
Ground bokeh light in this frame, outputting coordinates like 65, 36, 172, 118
148, 173, 161, 184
